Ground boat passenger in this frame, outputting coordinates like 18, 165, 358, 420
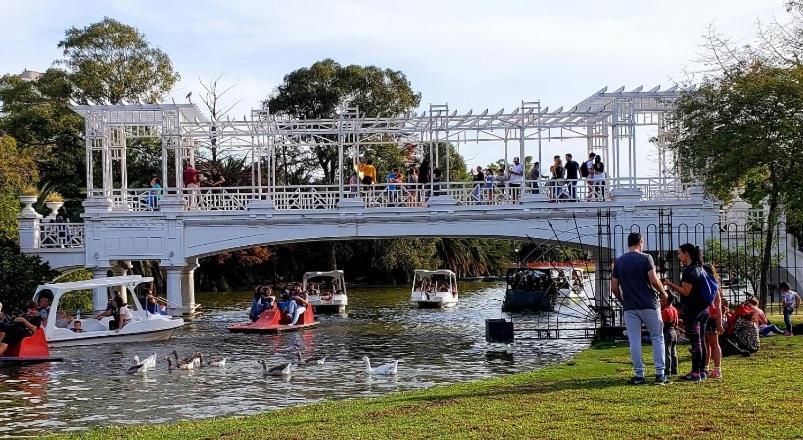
37, 296, 51, 325
439, 284, 450, 293
249, 286, 265, 321
71, 320, 84, 333
118, 299, 134, 330
288, 290, 309, 326
321, 285, 336, 302
0, 301, 44, 356
55, 310, 71, 328
145, 292, 167, 315
0, 302, 10, 325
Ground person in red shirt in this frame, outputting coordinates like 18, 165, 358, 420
183, 161, 200, 208
661, 298, 680, 376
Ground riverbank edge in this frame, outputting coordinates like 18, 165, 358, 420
51, 336, 803, 440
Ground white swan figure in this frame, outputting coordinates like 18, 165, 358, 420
362, 356, 398, 376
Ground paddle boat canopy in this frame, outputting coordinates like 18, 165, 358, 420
34, 276, 185, 347
303, 270, 348, 314
229, 303, 318, 334
410, 269, 459, 308
502, 267, 562, 312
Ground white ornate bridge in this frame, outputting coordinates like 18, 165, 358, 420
20, 85, 795, 317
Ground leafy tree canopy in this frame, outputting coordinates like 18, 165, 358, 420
58, 17, 180, 105
0, 135, 39, 240
0, 240, 56, 315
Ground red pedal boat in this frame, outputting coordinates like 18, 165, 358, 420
0, 328, 63, 365
228, 307, 319, 334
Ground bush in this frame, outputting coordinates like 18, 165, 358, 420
0, 240, 57, 315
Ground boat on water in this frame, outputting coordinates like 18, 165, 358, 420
34, 276, 185, 348
228, 305, 319, 334
303, 270, 348, 314
410, 269, 459, 308
501, 267, 566, 312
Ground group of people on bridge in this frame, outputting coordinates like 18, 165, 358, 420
612, 232, 800, 385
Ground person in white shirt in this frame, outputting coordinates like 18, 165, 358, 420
780, 281, 801, 335
509, 157, 524, 201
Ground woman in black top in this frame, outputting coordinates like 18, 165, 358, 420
593, 156, 606, 199
663, 243, 709, 381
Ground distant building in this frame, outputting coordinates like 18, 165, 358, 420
19, 69, 43, 82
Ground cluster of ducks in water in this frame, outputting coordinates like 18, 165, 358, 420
126, 349, 399, 377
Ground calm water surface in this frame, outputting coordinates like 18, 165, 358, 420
0, 282, 590, 436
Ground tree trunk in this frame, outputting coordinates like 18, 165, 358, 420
759, 190, 779, 309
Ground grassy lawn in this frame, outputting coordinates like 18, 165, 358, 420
54, 337, 803, 440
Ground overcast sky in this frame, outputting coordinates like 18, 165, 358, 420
0, 0, 787, 175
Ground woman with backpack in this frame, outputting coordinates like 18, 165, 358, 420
662, 243, 715, 382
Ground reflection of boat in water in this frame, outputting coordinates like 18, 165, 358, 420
37, 276, 185, 348
502, 267, 568, 312
410, 270, 459, 308
303, 270, 348, 314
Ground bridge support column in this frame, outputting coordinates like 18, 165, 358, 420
92, 267, 110, 311
165, 267, 183, 317
181, 259, 198, 313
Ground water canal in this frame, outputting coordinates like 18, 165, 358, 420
0, 282, 591, 436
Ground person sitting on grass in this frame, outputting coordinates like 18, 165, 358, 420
751, 301, 787, 337
0, 301, 44, 356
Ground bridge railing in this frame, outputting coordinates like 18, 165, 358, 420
89, 176, 691, 212
39, 223, 85, 248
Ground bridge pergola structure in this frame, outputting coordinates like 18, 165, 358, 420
70, 85, 687, 202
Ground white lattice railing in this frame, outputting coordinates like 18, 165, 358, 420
39, 223, 85, 248
88, 177, 690, 212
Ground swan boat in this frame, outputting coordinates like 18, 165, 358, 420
35, 276, 185, 347
410, 269, 459, 308
303, 270, 348, 314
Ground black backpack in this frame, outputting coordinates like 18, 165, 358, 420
580, 161, 589, 178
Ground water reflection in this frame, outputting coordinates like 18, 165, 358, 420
0, 282, 589, 435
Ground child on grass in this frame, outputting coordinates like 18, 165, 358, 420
661, 296, 680, 376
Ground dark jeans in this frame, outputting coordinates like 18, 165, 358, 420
685, 311, 708, 374
567, 180, 577, 200
783, 306, 794, 333
663, 326, 678, 375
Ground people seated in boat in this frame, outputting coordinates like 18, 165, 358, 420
55, 310, 72, 328
71, 320, 84, 333
249, 285, 266, 321
439, 284, 450, 293
117, 297, 134, 330
37, 296, 51, 325
145, 292, 168, 315
95, 293, 126, 330
288, 289, 309, 326
320, 285, 337, 302
0, 301, 44, 356
0, 302, 11, 325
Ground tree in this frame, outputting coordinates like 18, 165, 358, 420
668, 63, 803, 307
0, 240, 56, 315
267, 59, 421, 184
58, 17, 179, 105
0, 69, 84, 200
0, 135, 39, 240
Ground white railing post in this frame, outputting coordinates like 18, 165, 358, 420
17, 195, 42, 250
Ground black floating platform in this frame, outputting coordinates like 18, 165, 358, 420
0, 356, 64, 366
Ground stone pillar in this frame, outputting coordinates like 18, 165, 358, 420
165, 267, 183, 317
17, 195, 42, 250
111, 261, 131, 303
181, 259, 199, 312
92, 267, 110, 311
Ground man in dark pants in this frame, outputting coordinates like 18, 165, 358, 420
564, 154, 580, 200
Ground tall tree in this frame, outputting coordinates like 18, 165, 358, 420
267, 59, 421, 184
58, 17, 179, 105
0, 69, 84, 199
0, 135, 39, 240
668, 63, 803, 307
